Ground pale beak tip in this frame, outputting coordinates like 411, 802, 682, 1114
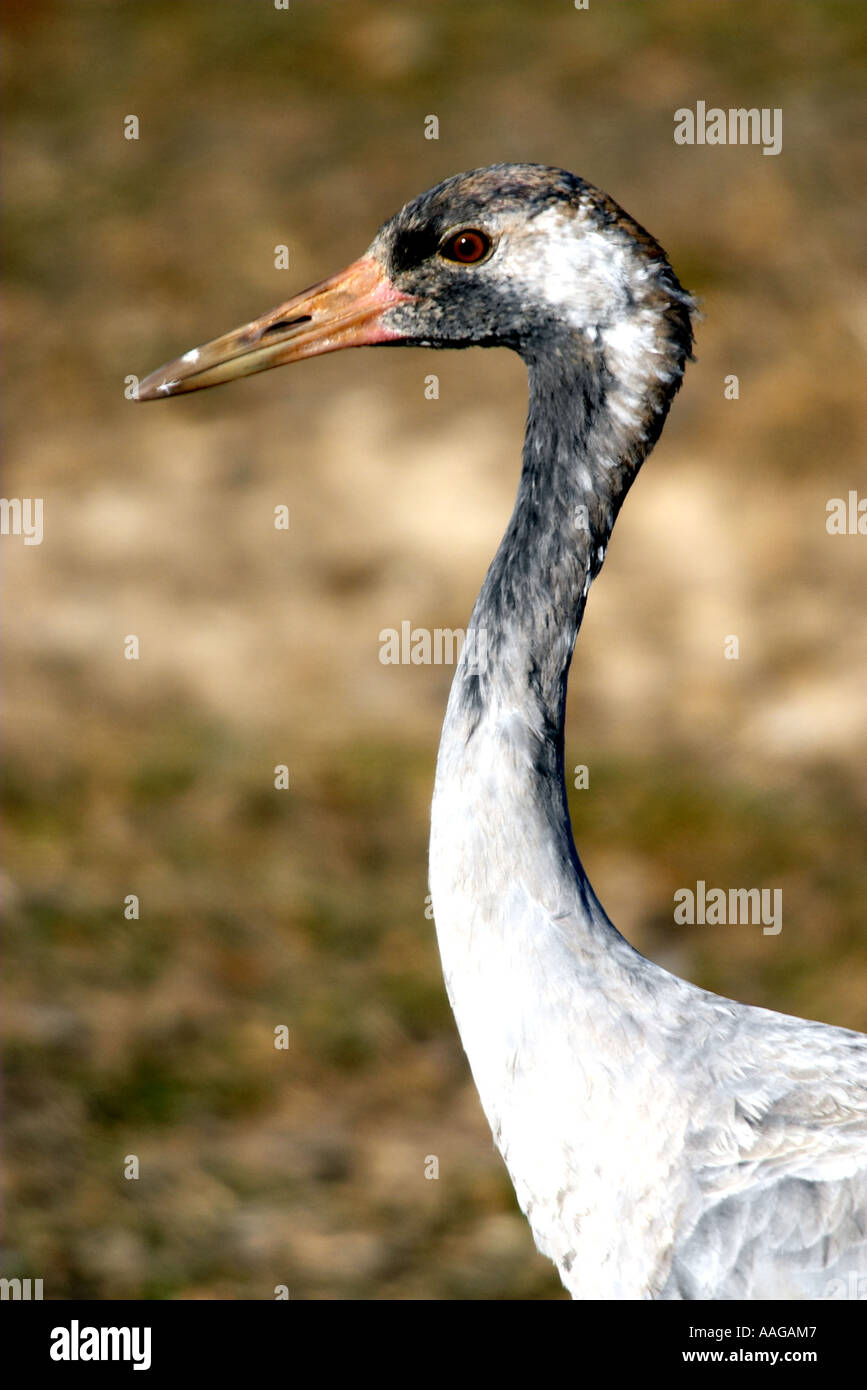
136, 255, 410, 403
135, 366, 187, 402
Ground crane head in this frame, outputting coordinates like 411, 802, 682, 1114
137, 163, 691, 401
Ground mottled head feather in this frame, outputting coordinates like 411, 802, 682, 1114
370, 164, 694, 434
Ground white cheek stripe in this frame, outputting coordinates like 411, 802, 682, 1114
515, 206, 672, 442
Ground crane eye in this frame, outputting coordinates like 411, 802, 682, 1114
439, 229, 492, 265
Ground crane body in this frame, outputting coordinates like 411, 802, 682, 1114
140, 164, 867, 1299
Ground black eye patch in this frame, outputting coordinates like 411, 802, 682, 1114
389, 225, 442, 274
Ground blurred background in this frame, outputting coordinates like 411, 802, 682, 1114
2, 0, 865, 1299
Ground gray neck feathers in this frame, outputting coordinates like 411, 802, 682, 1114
457, 295, 691, 739
431, 274, 692, 956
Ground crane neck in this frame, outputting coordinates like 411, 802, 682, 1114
429, 307, 690, 959
427, 257, 694, 1285
461, 325, 682, 733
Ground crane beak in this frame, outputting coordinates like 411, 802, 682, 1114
136, 256, 413, 400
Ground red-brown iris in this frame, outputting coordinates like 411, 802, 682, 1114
439, 229, 492, 264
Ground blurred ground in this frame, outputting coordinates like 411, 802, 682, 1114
2, 0, 865, 1299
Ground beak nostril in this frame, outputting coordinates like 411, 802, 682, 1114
138, 256, 408, 397
261, 315, 313, 337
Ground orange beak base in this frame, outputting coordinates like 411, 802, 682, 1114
137, 256, 412, 401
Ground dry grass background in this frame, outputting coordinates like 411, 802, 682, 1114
2, 0, 865, 1298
